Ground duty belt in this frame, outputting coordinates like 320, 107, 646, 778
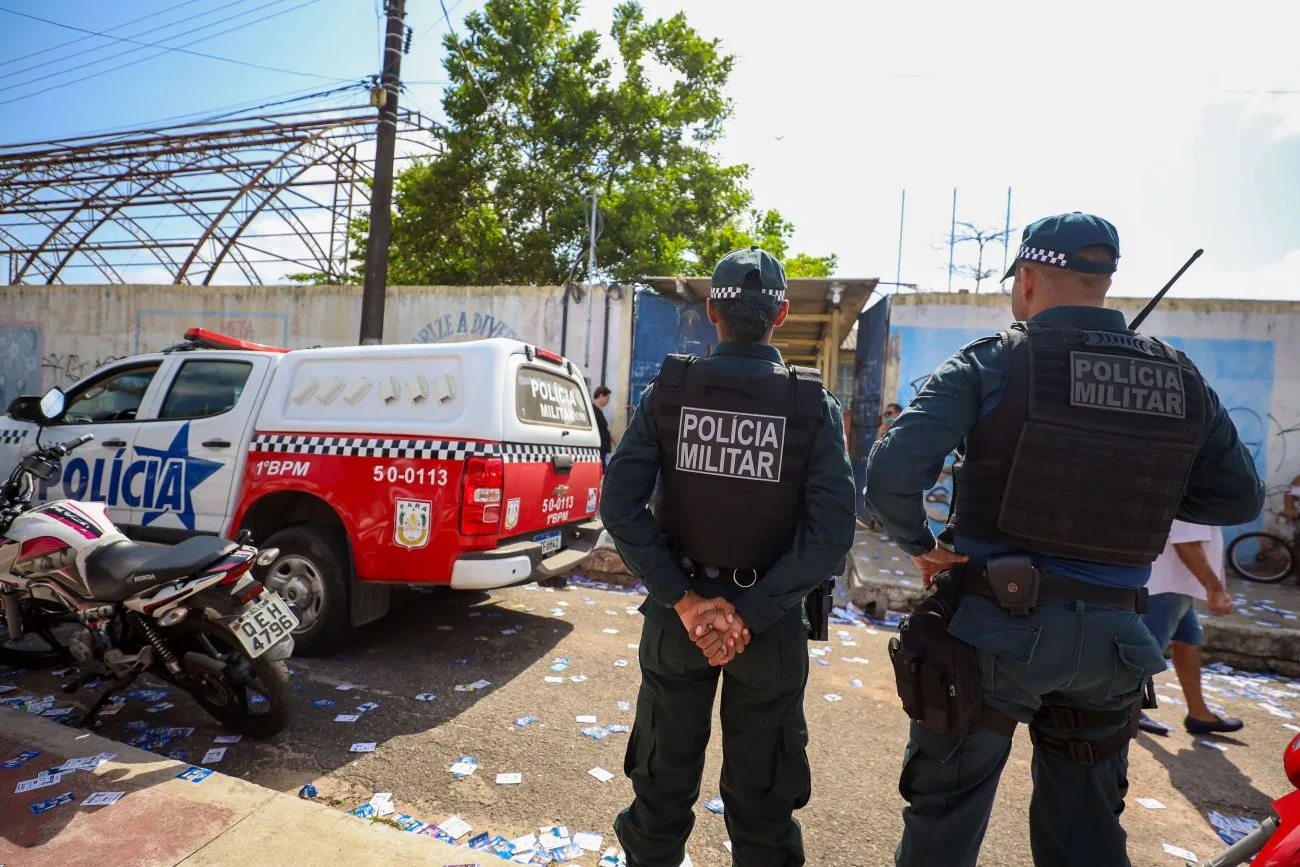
683, 559, 763, 589
957, 561, 1148, 615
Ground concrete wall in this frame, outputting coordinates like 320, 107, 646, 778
884, 292, 1300, 539
0, 283, 634, 432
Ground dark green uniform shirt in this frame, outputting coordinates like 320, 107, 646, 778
864, 305, 1264, 586
600, 341, 858, 634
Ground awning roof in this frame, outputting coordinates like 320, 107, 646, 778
637, 276, 879, 365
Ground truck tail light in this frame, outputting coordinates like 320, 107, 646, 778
460, 456, 504, 535
533, 347, 564, 365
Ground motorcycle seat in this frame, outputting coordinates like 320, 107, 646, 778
85, 537, 239, 602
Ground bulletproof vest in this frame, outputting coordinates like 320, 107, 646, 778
946, 321, 1208, 566
650, 353, 823, 573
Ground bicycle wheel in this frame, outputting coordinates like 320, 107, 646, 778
1227, 532, 1295, 583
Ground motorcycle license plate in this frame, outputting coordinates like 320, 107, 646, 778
230, 593, 298, 659
535, 531, 562, 556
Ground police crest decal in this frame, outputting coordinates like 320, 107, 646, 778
504, 497, 521, 531
393, 498, 432, 549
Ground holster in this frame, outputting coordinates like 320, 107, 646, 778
805, 577, 834, 641
888, 571, 983, 737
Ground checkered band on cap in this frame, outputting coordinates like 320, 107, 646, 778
709, 285, 786, 302
1018, 245, 1069, 268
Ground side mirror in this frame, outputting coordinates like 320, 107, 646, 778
38, 388, 65, 422
5, 388, 65, 425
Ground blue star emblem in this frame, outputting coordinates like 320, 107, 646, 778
133, 423, 222, 531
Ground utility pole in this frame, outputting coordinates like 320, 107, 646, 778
947, 187, 957, 292
1002, 186, 1013, 281
583, 190, 598, 376
358, 0, 407, 345
895, 188, 906, 289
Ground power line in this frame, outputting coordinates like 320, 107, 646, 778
0, 3, 350, 86
46, 81, 365, 141
0, 0, 265, 84
0, 0, 210, 71
0, 0, 345, 109
204, 82, 369, 122
418, 0, 469, 40
0, 1, 316, 98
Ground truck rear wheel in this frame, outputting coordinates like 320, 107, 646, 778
258, 525, 352, 656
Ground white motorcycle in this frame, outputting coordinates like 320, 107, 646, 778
0, 389, 298, 737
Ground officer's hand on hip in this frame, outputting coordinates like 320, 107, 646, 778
911, 544, 969, 588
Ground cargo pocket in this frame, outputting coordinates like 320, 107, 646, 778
948, 599, 1041, 694
764, 722, 811, 818
623, 705, 657, 787
1106, 636, 1167, 699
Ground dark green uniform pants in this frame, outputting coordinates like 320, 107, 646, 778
615, 598, 811, 867
895, 595, 1168, 867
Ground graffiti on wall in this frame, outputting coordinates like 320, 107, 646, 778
0, 322, 42, 409
40, 353, 126, 388
891, 326, 1278, 542
411, 309, 521, 344
134, 309, 290, 353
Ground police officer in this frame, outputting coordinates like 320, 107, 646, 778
600, 246, 857, 867
865, 213, 1263, 867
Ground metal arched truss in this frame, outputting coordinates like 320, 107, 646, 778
0, 107, 440, 285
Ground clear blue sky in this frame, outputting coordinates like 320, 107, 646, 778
0, 0, 469, 142
3, 0, 1300, 298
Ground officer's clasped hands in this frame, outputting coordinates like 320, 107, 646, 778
673, 591, 751, 666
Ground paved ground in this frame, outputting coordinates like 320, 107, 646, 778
4, 563, 1300, 866
0, 706, 484, 867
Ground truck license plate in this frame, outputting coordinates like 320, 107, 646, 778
230, 593, 299, 659
535, 531, 562, 556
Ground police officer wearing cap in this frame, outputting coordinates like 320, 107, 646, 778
601, 246, 857, 867
865, 213, 1263, 867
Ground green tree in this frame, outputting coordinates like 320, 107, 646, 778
322, 0, 834, 285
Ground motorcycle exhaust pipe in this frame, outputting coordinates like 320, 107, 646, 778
2, 592, 23, 641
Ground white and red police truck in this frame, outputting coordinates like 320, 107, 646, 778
0, 329, 605, 654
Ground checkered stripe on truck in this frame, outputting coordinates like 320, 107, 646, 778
249, 434, 599, 463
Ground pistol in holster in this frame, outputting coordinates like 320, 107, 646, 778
887, 570, 983, 737
805, 577, 835, 641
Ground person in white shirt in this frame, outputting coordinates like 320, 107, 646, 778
1138, 520, 1242, 735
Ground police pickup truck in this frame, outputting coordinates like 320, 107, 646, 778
0, 329, 605, 654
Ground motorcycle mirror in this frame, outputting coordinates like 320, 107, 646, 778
37, 388, 65, 422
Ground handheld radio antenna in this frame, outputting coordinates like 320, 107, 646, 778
1127, 249, 1204, 330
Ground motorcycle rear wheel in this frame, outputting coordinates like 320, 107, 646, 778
167, 609, 294, 739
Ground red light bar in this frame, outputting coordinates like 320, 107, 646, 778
184, 327, 288, 353
534, 347, 564, 365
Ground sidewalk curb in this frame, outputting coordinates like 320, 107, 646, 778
0, 707, 483, 867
